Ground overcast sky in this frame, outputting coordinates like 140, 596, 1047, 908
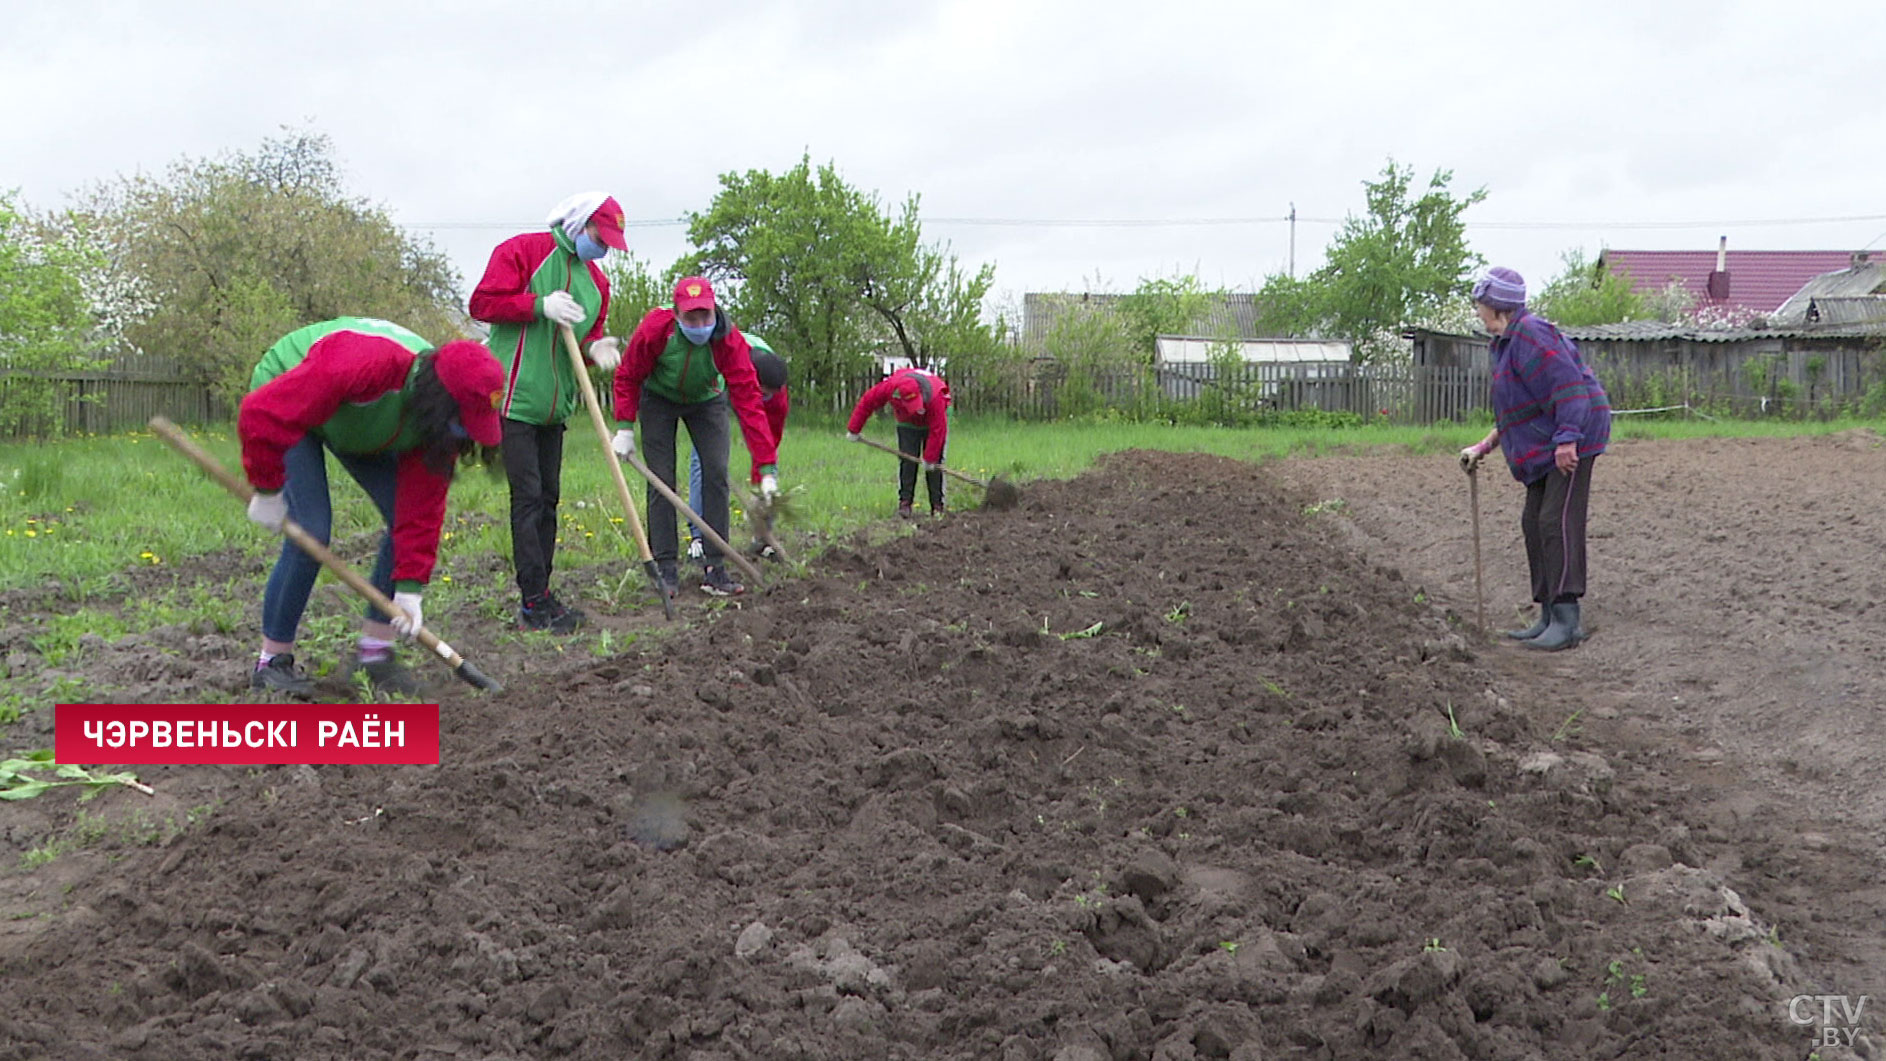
7, 0, 1884, 313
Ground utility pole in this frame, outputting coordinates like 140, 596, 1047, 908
1288, 203, 1297, 279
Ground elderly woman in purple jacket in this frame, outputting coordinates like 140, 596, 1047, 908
1458, 267, 1612, 651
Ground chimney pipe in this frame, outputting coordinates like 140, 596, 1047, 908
1706, 235, 1732, 301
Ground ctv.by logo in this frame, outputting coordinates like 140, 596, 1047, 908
1789, 994, 1870, 1049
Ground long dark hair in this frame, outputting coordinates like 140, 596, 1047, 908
409, 354, 502, 479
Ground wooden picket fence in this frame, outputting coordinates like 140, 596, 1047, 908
821, 363, 1495, 424
12, 347, 1880, 438
1, 349, 228, 437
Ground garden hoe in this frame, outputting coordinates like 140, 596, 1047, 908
556, 329, 765, 589
149, 416, 503, 693
854, 434, 1022, 510
622, 449, 767, 587
559, 325, 674, 620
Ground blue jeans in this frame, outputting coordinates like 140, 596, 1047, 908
261, 436, 399, 643
687, 447, 705, 551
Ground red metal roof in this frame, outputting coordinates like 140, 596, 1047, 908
1599, 250, 1867, 315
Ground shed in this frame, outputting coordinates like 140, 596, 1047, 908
1769, 259, 1886, 326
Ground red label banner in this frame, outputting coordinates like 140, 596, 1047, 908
54, 704, 440, 765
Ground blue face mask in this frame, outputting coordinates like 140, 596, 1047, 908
448, 419, 469, 441
679, 321, 715, 345
574, 233, 609, 261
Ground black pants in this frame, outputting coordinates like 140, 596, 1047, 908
642, 391, 731, 567
897, 424, 945, 508
502, 419, 566, 601
1521, 456, 1595, 604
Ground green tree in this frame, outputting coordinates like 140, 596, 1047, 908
1531, 249, 1649, 327
682, 156, 874, 394
0, 193, 107, 435
1250, 271, 1325, 338
602, 250, 671, 337
70, 128, 464, 404
1259, 160, 1486, 361
681, 154, 999, 396
851, 195, 998, 372
1117, 273, 1215, 362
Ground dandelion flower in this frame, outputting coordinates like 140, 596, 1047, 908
24, 530, 36, 538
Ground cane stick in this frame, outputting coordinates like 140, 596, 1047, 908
1468, 465, 1486, 633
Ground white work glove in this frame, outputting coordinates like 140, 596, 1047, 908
1458, 444, 1486, 474
845, 431, 862, 442
389, 591, 424, 638
247, 490, 288, 532
922, 461, 942, 473
611, 427, 637, 461
589, 337, 622, 372
541, 290, 585, 327
760, 474, 779, 502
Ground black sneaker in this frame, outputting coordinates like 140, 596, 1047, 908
930, 503, 947, 517
701, 565, 745, 597
352, 653, 421, 696
897, 501, 915, 519
546, 592, 587, 628
656, 563, 680, 600
519, 593, 583, 634
251, 654, 315, 698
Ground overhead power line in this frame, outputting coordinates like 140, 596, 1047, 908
398, 212, 1886, 232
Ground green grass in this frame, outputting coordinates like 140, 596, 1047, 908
0, 412, 1879, 596
1608, 414, 1880, 442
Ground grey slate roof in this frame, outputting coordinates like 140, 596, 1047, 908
1562, 320, 1886, 343
1802, 297, 1886, 327
1410, 320, 1886, 344
1770, 261, 1886, 325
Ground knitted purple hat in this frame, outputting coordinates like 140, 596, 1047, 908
1472, 267, 1527, 312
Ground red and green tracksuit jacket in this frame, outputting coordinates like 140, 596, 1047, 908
848, 368, 950, 463
467, 227, 611, 426
613, 308, 779, 481
746, 334, 790, 463
240, 318, 454, 591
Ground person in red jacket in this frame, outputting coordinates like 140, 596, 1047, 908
686, 335, 788, 562
238, 319, 506, 698
467, 191, 626, 633
611, 276, 780, 598
847, 367, 951, 517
